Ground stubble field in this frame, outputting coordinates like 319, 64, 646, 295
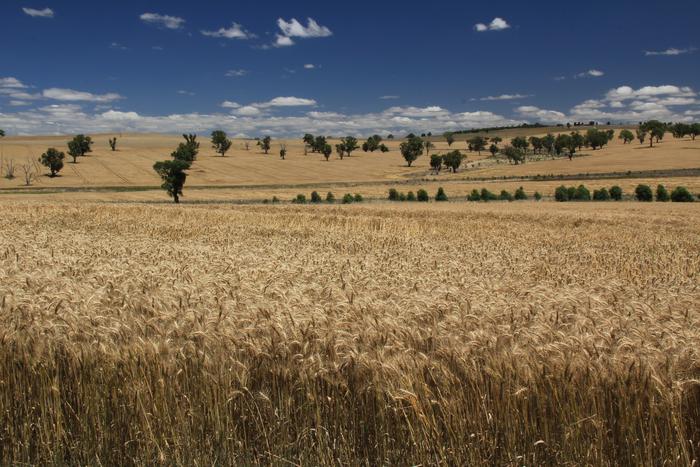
1, 201, 699, 464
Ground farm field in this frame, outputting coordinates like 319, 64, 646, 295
1, 201, 699, 464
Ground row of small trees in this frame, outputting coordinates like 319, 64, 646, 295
555, 183, 695, 202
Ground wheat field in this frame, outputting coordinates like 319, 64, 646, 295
1, 201, 699, 465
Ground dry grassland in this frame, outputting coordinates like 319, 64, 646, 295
1, 201, 699, 464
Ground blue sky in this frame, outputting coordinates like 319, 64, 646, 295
1, 0, 699, 136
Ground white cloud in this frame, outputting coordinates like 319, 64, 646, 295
9, 100, 30, 106
380, 95, 400, 100
42, 88, 123, 103
605, 85, 695, 101
139, 13, 185, 30
474, 17, 510, 32
234, 106, 262, 116
303, 64, 315, 69
201, 22, 253, 39
480, 94, 531, 101
110, 42, 128, 50
22, 7, 54, 18
177, 90, 195, 96
0, 77, 28, 89
220, 101, 241, 109
645, 47, 696, 56
277, 18, 332, 38
274, 34, 294, 47
516, 106, 566, 123
257, 97, 316, 107
225, 69, 248, 77
575, 69, 604, 78
101, 110, 141, 121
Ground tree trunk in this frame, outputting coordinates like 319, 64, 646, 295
173, 193, 180, 203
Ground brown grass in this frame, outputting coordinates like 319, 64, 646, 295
1, 201, 699, 464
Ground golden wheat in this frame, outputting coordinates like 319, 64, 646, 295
0, 201, 699, 465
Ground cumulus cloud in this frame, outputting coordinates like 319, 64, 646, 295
139, 13, 185, 30
479, 94, 531, 101
42, 88, 123, 103
380, 95, 400, 100
22, 7, 54, 18
515, 106, 566, 123
220, 101, 241, 109
274, 34, 294, 47
0, 77, 27, 89
303, 64, 316, 69
474, 17, 510, 32
234, 106, 262, 116
256, 97, 317, 107
605, 85, 695, 101
277, 18, 332, 38
201, 22, 253, 39
225, 69, 248, 77
645, 47, 696, 56
574, 69, 604, 78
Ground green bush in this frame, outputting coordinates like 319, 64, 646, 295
593, 188, 610, 201
310, 191, 322, 203
573, 185, 591, 201
671, 186, 694, 202
635, 184, 653, 202
406, 191, 416, 201
480, 188, 497, 201
388, 188, 399, 201
467, 189, 481, 201
566, 186, 577, 200
534, 191, 542, 201
294, 194, 307, 204
399, 192, 407, 201
609, 186, 623, 201
514, 186, 527, 200
416, 189, 429, 202
326, 192, 335, 203
655, 184, 670, 202
342, 193, 354, 204
272, 196, 280, 204
499, 190, 514, 201
353, 193, 363, 202
262, 199, 270, 204
435, 187, 448, 201
554, 185, 569, 202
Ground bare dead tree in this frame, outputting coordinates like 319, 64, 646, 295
243, 141, 250, 151
20, 159, 36, 186
3, 157, 15, 180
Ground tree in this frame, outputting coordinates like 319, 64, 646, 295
671, 186, 694, 202
511, 136, 529, 153
109, 137, 117, 151
153, 159, 190, 203
689, 123, 700, 140
468, 136, 487, 155
279, 145, 287, 160
609, 185, 623, 201
442, 150, 465, 173
424, 140, 434, 155
211, 130, 232, 157
336, 136, 359, 159
363, 135, 382, 152
0, 129, 4, 137
303, 133, 315, 148
670, 123, 690, 139
541, 134, 555, 155
257, 136, 271, 154
399, 136, 423, 167
570, 131, 585, 151
467, 189, 481, 201
67, 134, 93, 163
183, 134, 200, 158
635, 184, 653, 202
514, 186, 527, 200
444, 132, 455, 146
39, 147, 65, 177
640, 120, 665, 147
528, 136, 543, 155
379, 144, 389, 152
554, 134, 570, 156
585, 129, 608, 150
593, 188, 610, 201
322, 144, 332, 161
490, 136, 502, 146
313, 135, 327, 153
430, 154, 443, 173
416, 189, 429, 202
655, 184, 670, 202
636, 128, 647, 145
20, 159, 36, 186
435, 187, 448, 201
503, 145, 525, 165
619, 129, 634, 144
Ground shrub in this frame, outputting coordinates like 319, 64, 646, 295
294, 194, 307, 204
310, 191, 322, 203
593, 188, 610, 201
467, 189, 481, 201
609, 186, 623, 201
398, 192, 407, 201
655, 185, 670, 202
416, 189, 429, 202
566, 186, 577, 200
671, 186, 694, 202
635, 184, 653, 202
480, 188, 497, 201
555, 185, 569, 202
534, 191, 542, 201
354, 193, 363, 202
514, 186, 527, 200
272, 196, 280, 204
435, 187, 448, 201
499, 190, 514, 201
573, 185, 591, 201
326, 192, 335, 203
406, 191, 416, 201
262, 199, 269, 204
342, 193, 354, 204
388, 188, 399, 201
